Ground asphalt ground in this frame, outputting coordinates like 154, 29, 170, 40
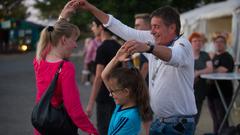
0, 50, 239, 135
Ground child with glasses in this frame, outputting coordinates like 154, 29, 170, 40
101, 45, 153, 135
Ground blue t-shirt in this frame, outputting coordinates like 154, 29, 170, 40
108, 105, 141, 135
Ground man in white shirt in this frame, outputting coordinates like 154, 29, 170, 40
60, 1, 197, 134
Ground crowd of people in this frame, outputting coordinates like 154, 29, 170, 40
32, 0, 240, 135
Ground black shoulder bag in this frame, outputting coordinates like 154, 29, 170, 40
31, 61, 78, 135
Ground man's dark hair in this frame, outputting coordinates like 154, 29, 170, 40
92, 17, 113, 35
151, 6, 181, 35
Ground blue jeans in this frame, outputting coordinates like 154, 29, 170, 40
149, 117, 195, 135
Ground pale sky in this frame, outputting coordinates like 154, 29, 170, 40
23, 0, 55, 26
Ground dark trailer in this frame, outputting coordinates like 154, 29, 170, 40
0, 18, 44, 53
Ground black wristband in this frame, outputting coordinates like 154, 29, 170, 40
146, 42, 154, 53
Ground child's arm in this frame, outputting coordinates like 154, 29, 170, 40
101, 45, 129, 90
143, 121, 152, 135
101, 57, 119, 91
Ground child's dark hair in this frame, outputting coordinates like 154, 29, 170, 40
109, 67, 153, 122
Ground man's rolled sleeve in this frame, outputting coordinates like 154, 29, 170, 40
167, 46, 183, 67
166, 43, 191, 67
103, 14, 113, 27
102, 14, 153, 42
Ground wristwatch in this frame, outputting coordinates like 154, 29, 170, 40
146, 42, 155, 53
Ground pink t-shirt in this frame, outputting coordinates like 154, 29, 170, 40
84, 38, 101, 64
33, 58, 98, 135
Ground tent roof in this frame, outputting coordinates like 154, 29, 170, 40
181, 0, 240, 26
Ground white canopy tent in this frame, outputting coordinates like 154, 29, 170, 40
180, 0, 240, 65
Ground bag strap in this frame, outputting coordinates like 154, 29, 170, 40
56, 60, 64, 75
38, 60, 64, 105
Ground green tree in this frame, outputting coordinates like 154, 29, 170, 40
89, 0, 170, 26
33, 0, 227, 33
34, 0, 68, 20
34, 0, 171, 30
0, 0, 27, 19
34, 0, 91, 31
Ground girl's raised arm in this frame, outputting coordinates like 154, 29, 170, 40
101, 45, 129, 90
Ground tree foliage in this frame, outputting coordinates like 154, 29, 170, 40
0, 0, 27, 19
34, 0, 68, 19
33, 0, 227, 32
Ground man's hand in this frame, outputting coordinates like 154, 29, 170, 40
123, 40, 149, 55
77, 0, 95, 11
115, 45, 131, 62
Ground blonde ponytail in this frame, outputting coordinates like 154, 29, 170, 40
35, 19, 80, 61
36, 27, 51, 61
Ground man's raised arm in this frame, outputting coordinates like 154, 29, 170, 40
60, 0, 153, 43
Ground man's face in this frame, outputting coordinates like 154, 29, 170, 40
134, 18, 150, 30
90, 21, 101, 37
150, 17, 175, 46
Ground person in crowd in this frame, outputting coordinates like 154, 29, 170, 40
133, 13, 150, 84
134, 13, 151, 30
204, 32, 220, 59
207, 35, 234, 134
101, 45, 153, 135
33, 1, 98, 135
81, 37, 93, 85
86, 17, 121, 135
85, 21, 102, 84
60, 0, 198, 134
189, 32, 213, 125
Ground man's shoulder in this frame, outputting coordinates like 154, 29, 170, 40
175, 36, 191, 47
178, 36, 190, 43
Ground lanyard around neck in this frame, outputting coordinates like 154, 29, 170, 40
166, 34, 183, 47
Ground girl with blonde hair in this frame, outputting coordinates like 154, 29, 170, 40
33, 18, 98, 135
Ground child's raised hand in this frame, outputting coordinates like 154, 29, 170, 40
123, 40, 150, 54
115, 45, 130, 62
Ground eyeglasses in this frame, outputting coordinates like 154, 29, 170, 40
109, 88, 125, 96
